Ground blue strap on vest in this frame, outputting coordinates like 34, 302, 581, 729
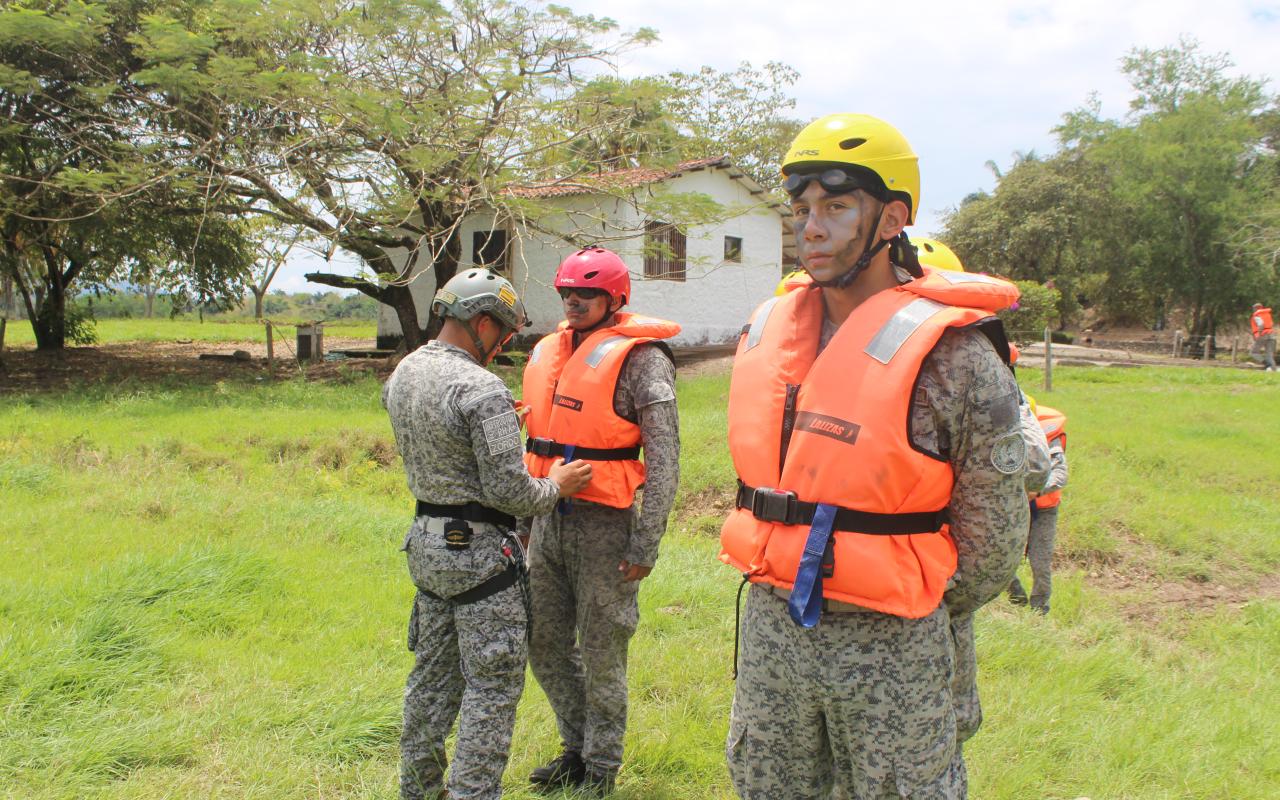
787, 503, 837, 628
556, 444, 577, 516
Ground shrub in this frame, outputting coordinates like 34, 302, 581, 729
1000, 280, 1061, 343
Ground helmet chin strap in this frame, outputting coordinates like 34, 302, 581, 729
809, 205, 890, 290
463, 317, 503, 365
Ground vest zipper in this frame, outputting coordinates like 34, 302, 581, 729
779, 383, 800, 474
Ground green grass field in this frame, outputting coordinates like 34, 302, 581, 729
1, 363, 1278, 798
3, 317, 377, 347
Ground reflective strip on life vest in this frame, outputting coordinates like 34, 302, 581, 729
934, 271, 1002, 285
864, 298, 948, 364
528, 342, 543, 364
584, 335, 630, 368
745, 295, 782, 351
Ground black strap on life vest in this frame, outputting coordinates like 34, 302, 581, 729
735, 481, 949, 534
525, 437, 641, 461
415, 500, 515, 530
419, 563, 519, 606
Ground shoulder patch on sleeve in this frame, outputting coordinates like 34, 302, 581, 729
481, 411, 522, 456
990, 432, 1026, 475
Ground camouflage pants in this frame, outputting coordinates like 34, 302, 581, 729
728, 585, 965, 799
401, 521, 528, 800
1259, 336, 1277, 369
948, 612, 981, 745
528, 502, 640, 774
1008, 507, 1058, 612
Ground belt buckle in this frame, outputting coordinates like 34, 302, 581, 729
751, 487, 798, 525
529, 437, 555, 457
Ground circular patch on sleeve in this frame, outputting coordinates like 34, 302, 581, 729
990, 432, 1026, 475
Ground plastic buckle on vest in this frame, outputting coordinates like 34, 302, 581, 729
528, 437, 557, 457
751, 488, 799, 525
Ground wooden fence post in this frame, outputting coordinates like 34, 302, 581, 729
1172, 331, 1182, 358
1231, 337, 1238, 363
265, 320, 274, 374
1043, 326, 1053, 393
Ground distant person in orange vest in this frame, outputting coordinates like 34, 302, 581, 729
520, 247, 681, 797
720, 114, 1031, 798
1251, 302, 1275, 372
1008, 400, 1068, 615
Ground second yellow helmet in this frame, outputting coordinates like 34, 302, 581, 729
913, 237, 964, 272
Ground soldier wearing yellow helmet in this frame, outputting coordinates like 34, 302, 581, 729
720, 114, 1031, 799
914, 237, 965, 272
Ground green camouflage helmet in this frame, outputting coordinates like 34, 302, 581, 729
431, 269, 530, 331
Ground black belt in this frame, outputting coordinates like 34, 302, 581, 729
414, 500, 515, 530
735, 481, 948, 534
420, 564, 519, 605
525, 437, 641, 461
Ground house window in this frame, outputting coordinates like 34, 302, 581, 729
472, 229, 509, 273
724, 235, 743, 263
644, 221, 686, 281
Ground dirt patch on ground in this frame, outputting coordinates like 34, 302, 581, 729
1063, 529, 1280, 624
673, 346, 735, 378
0, 339, 739, 394
0, 337, 391, 394
679, 485, 736, 522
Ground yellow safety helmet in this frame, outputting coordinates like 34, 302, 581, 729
913, 238, 964, 272
774, 269, 810, 296
781, 113, 920, 224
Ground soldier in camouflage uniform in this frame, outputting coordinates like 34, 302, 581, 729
953, 389, 1051, 745
384, 269, 592, 800
1008, 401, 1068, 615
722, 115, 1031, 799
520, 248, 681, 797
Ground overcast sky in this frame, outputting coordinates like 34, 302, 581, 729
275, 0, 1279, 292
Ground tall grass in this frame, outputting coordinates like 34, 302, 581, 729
1, 365, 1277, 798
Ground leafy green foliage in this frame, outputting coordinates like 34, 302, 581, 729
944, 38, 1280, 334
1000, 280, 1061, 342
0, 0, 255, 349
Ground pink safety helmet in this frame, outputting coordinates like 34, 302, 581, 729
555, 246, 630, 306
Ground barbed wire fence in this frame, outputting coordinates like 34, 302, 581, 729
1003, 325, 1265, 392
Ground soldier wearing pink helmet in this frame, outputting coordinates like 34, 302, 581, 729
519, 247, 683, 796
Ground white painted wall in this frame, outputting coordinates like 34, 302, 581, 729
378, 165, 787, 346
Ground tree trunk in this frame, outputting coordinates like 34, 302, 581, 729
32, 281, 67, 350
252, 287, 265, 320
144, 284, 157, 318
1, 272, 13, 319
386, 283, 427, 351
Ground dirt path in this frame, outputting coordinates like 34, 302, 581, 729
0, 337, 388, 394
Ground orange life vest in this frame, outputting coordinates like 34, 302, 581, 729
1033, 405, 1066, 510
1252, 307, 1274, 338
720, 269, 1020, 619
522, 312, 680, 509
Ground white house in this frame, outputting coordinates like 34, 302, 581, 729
376, 156, 794, 348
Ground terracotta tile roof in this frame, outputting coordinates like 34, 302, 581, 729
508, 156, 730, 198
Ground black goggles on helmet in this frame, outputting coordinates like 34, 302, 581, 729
783, 167, 875, 200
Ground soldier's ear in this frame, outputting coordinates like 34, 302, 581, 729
879, 200, 908, 240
